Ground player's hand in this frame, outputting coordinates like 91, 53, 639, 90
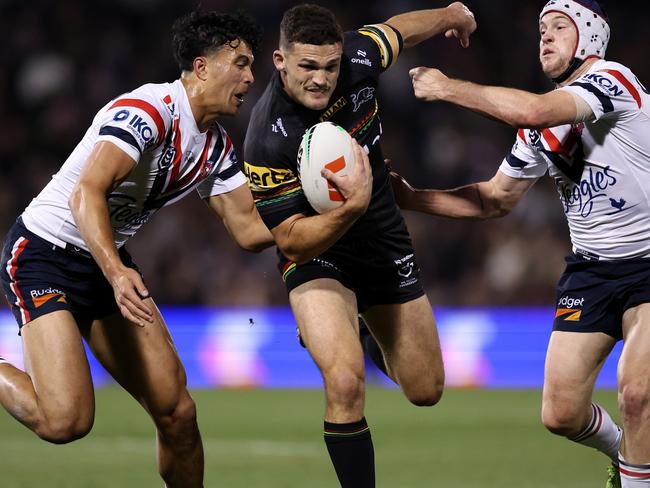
321, 139, 372, 215
409, 67, 450, 102
388, 169, 416, 210
444, 2, 476, 48
109, 267, 154, 326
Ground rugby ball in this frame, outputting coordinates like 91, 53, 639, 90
298, 122, 355, 214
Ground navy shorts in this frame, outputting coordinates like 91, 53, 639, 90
553, 253, 650, 340
280, 221, 424, 313
1, 219, 140, 329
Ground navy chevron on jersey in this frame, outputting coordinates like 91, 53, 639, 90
21, 79, 246, 251
500, 60, 650, 260
243, 30, 403, 237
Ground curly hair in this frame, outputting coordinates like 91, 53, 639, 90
172, 10, 263, 72
280, 4, 343, 49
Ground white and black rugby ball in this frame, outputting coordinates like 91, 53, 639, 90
297, 122, 355, 214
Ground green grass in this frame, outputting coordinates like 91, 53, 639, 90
0, 387, 617, 487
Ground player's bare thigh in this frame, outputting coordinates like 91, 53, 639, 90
289, 278, 361, 370
290, 278, 365, 421
18, 310, 95, 437
81, 300, 202, 486
542, 330, 615, 433
621, 302, 650, 352
362, 294, 444, 405
81, 300, 186, 413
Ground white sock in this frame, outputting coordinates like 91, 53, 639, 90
571, 403, 622, 462
619, 453, 650, 486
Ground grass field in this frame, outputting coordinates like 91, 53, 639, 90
0, 387, 618, 487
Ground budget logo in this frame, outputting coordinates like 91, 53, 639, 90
555, 296, 584, 321
30, 288, 67, 308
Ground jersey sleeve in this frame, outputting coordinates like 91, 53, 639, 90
243, 140, 312, 230
498, 132, 548, 179
345, 28, 398, 78
196, 129, 247, 199
96, 94, 169, 162
562, 65, 643, 121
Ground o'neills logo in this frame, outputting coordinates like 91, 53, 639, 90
555, 296, 584, 321
30, 287, 67, 308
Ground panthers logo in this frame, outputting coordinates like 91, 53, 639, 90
351, 87, 375, 112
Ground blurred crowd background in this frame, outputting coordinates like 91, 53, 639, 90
1, 0, 647, 307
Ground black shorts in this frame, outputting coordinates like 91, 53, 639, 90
553, 253, 650, 340
1, 218, 140, 329
279, 221, 424, 313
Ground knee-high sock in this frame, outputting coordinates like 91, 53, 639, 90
324, 417, 375, 488
619, 453, 650, 486
572, 403, 622, 462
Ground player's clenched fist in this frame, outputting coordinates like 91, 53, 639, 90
409, 67, 451, 102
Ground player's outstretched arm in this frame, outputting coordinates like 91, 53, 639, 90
271, 140, 372, 264
206, 184, 274, 252
409, 67, 583, 128
384, 1, 476, 50
69, 141, 153, 325
390, 169, 535, 219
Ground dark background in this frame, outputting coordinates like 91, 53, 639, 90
1, 0, 647, 307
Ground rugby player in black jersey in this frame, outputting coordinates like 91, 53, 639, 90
243, 3, 475, 486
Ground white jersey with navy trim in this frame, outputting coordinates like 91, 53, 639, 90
499, 60, 650, 260
22, 79, 246, 251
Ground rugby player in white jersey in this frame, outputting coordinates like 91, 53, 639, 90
0, 11, 273, 487
393, 0, 649, 485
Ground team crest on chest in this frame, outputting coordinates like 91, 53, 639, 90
351, 87, 375, 112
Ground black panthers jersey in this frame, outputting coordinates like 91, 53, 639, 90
244, 29, 404, 240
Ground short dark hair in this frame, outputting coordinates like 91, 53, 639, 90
280, 4, 343, 49
172, 10, 263, 72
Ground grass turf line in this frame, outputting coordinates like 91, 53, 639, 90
0, 387, 617, 487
